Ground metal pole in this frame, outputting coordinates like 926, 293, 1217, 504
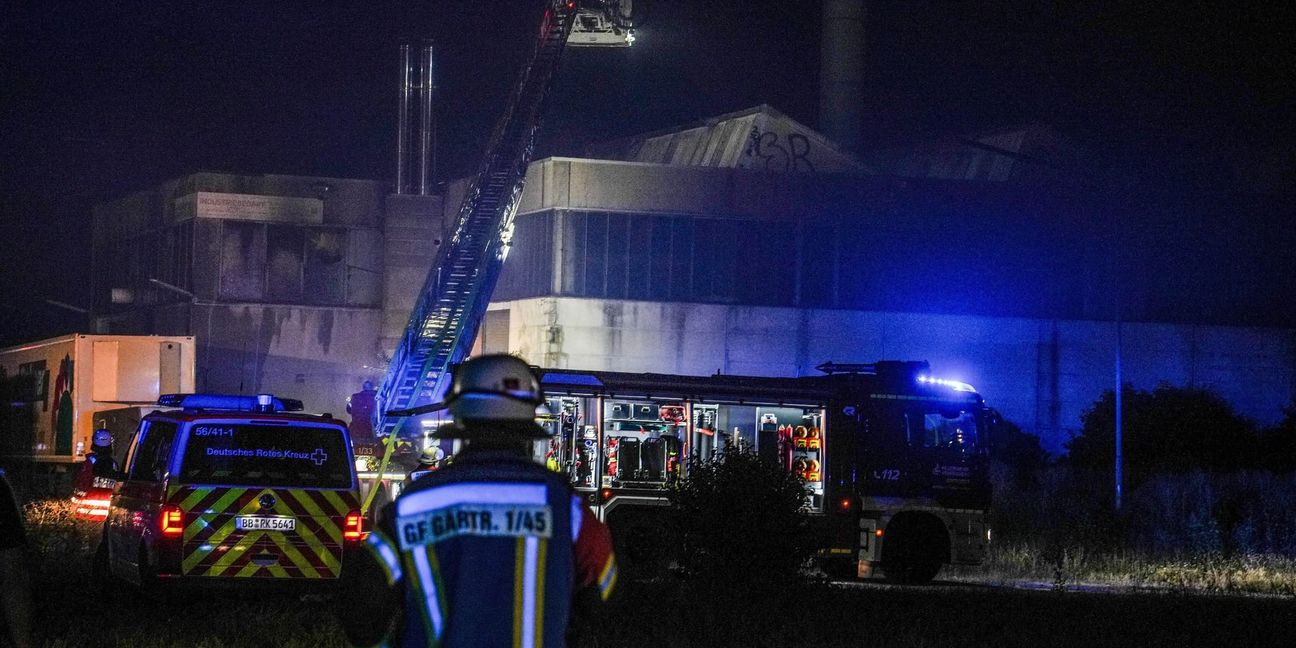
418, 41, 435, 195
820, 0, 865, 153
1113, 199, 1124, 513
396, 44, 412, 195
1115, 317, 1123, 511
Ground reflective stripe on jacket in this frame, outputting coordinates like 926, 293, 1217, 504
355, 448, 614, 648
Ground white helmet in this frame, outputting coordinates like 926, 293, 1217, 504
418, 445, 446, 467
437, 354, 547, 439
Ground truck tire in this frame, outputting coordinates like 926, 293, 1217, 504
820, 556, 858, 581
880, 517, 945, 585
608, 509, 674, 580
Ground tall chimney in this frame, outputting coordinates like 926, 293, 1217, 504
396, 44, 412, 195
418, 41, 435, 195
820, 0, 865, 153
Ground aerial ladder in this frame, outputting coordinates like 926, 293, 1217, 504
361, 1, 633, 513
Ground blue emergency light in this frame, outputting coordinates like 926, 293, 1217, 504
916, 375, 978, 393
157, 393, 305, 412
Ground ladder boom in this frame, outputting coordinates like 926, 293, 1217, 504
376, 1, 579, 438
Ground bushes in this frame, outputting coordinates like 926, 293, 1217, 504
985, 461, 1296, 591
1066, 385, 1260, 485
1125, 471, 1296, 556
994, 463, 1296, 555
668, 448, 818, 595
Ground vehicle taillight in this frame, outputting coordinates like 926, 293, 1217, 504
838, 497, 852, 512
344, 512, 368, 541
160, 506, 184, 536
600, 488, 613, 502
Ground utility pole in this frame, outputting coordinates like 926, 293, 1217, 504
1115, 316, 1123, 511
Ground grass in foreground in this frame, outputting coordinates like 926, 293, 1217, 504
20, 500, 1296, 647
948, 541, 1296, 596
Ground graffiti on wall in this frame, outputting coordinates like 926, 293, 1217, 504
51, 355, 73, 455
746, 126, 817, 173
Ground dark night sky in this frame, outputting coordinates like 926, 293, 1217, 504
1, 1, 1292, 345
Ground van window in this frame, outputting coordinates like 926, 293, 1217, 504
178, 423, 352, 489
129, 422, 179, 482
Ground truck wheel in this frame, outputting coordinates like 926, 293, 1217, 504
820, 556, 858, 581
880, 519, 945, 585
608, 510, 674, 580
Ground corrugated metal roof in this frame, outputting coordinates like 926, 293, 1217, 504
587, 105, 867, 175
865, 123, 1090, 185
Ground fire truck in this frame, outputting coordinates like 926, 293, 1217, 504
536, 361, 997, 584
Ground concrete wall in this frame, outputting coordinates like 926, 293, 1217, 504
188, 303, 382, 416
514, 157, 841, 222
381, 194, 443, 355
493, 297, 1296, 455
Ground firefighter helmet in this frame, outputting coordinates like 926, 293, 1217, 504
418, 445, 445, 468
436, 354, 548, 438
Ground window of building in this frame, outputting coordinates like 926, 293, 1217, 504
606, 215, 629, 299
564, 214, 587, 295
266, 225, 304, 302
303, 229, 346, 305
799, 219, 836, 307
584, 212, 609, 297
667, 217, 693, 300
219, 221, 266, 301
648, 216, 673, 301
626, 213, 653, 301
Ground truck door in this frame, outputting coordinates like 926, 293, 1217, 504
858, 401, 921, 497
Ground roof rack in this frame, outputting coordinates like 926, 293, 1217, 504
157, 393, 304, 413
817, 361, 977, 393
815, 360, 930, 377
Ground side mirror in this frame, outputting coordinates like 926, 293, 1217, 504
984, 408, 1004, 452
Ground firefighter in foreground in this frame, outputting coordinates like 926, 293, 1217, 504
340, 354, 618, 647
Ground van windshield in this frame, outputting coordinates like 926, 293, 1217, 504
179, 423, 353, 488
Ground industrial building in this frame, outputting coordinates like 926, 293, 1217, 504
91, 106, 1295, 453
91, 172, 442, 416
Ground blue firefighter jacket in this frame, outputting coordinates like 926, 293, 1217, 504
354, 448, 615, 648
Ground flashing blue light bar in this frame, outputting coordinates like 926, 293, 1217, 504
540, 372, 603, 387
915, 376, 977, 393
157, 393, 305, 412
